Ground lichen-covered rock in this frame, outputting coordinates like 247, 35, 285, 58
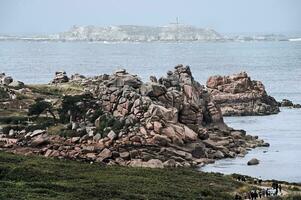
207, 72, 280, 116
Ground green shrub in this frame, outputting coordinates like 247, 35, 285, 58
25, 118, 56, 131
0, 151, 244, 200
87, 108, 104, 123
2, 125, 26, 134
0, 166, 10, 179
0, 87, 9, 99
286, 195, 301, 200
0, 116, 29, 125
28, 98, 56, 120
47, 124, 65, 135
269, 195, 301, 200
16, 93, 28, 100
95, 114, 125, 137
59, 129, 86, 138
58, 93, 96, 123
28, 85, 62, 96
289, 186, 301, 191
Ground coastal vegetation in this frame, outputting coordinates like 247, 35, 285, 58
0, 151, 241, 200
0, 151, 300, 200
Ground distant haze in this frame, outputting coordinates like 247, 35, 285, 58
0, 0, 300, 34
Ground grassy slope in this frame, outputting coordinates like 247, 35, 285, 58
0, 151, 245, 200
27, 83, 84, 97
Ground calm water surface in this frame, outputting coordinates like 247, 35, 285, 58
202, 108, 301, 183
0, 41, 300, 182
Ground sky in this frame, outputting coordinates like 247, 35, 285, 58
0, 0, 300, 34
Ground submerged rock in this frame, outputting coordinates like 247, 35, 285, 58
247, 158, 260, 165
207, 72, 280, 116
279, 99, 301, 108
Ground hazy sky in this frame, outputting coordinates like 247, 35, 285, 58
0, 0, 300, 34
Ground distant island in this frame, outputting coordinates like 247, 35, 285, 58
0, 23, 298, 42
58, 24, 223, 42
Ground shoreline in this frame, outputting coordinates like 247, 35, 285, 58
201, 108, 301, 183
1, 65, 301, 183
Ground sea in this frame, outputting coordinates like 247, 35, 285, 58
0, 40, 301, 182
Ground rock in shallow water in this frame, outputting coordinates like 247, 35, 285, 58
279, 99, 301, 108
247, 158, 260, 165
207, 72, 280, 116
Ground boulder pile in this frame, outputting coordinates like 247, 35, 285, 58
206, 72, 280, 116
0, 66, 267, 168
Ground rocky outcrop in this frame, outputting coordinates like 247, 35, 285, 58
0, 66, 266, 168
0, 73, 24, 88
52, 71, 69, 84
70, 73, 86, 81
0, 73, 13, 86
279, 99, 301, 108
207, 72, 280, 116
0, 73, 25, 102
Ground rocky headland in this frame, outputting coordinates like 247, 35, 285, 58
206, 72, 280, 116
0, 65, 271, 168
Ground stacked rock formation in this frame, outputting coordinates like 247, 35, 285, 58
0, 66, 267, 168
206, 72, 280, 116
52, 71, 69, 84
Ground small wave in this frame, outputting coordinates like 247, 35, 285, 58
289, 38, 301, 42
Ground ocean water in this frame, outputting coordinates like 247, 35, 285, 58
0, 41, 301, 182
202, 108, 301, 183
1, 41, 300, 102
